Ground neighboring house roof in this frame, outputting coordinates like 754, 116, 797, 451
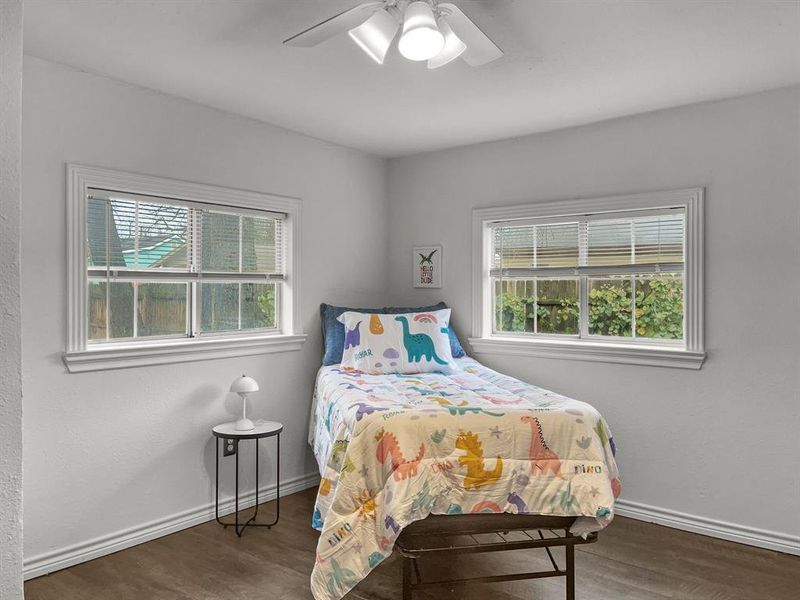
121, 235, 186, 268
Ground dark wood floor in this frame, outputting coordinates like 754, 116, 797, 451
25, 488, 799, 600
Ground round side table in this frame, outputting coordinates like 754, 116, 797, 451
212, 420, 282, 537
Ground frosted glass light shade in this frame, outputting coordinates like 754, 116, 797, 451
348, 9, 399, 64
427, 19, 466, 69
398, 1, 444, 61
230, 374, 257, 432
230, 374, 259, 394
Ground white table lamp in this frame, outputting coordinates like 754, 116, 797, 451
230, 374, 259, 431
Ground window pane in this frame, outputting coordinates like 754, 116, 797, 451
494, 279, 535, 332
537, 279, 579, 334
135, 201, 188, 269
88, 281, 134, 340
87, 195, 189, 270
87, 198, 129, 268
635, 274, 683, 339
242, 217, 279, 273
536, 222, 579, 268
109, 282, 134, 339
137, 283, 188, 337
492, 222, 579, 269
493, 225, 535, 269
88, 281, 107, 340
202, 212, 240, 272
633, 214, 684, 265
241, 283, 277, 329
201, 283, 239, 332
588, 213, 685, 267
588, 220, 632, 266
588, 277, 632, 337
110, 199, 138, 268
87, 198, 109, 267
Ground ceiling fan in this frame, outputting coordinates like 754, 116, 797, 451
283, 0, 503, 69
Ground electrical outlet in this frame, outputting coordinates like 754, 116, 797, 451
223, 438, 237, 457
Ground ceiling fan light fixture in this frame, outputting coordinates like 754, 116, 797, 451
398, 1, 445, 61
427, 18, 466, 69
348, 8, 399, 64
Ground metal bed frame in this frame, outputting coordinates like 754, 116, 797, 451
395, 513, 598, 600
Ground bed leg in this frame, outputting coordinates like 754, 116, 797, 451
565, 538, 575, 600
402, 557, 413, 600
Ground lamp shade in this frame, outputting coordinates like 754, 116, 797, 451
348, 8, 399, 64
427, 18, 466, 69
398, 1, 444, 61
230, 374, 259, 394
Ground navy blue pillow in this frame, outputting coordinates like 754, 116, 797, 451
320, 302, 466, 366
441, 313, 466, 359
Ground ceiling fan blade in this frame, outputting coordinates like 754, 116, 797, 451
284, 1, 385, 47
438, 3, 503, 67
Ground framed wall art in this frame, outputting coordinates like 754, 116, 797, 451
413, 245, 442, 288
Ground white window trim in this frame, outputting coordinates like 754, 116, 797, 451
470, 188, 705, 370
64, 164, 306, 373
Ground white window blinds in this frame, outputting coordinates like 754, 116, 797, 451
87, 190, 284, 279
491, 208, 684, 277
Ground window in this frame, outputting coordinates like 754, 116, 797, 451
65, 165, 305, 372
471, 189, 705, 369
86, 192, 282, 341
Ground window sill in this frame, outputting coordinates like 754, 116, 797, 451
467, 336, 705, 370
63, 334, 307, 373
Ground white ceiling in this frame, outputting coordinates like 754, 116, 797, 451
23, 0, 800, 157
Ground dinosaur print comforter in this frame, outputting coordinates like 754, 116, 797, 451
309, 357, 621, 600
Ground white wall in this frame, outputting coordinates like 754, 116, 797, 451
20, 55, 800, 577
387, 88, 800, 548
21, 57, 388, 574
0, 1, 24, 597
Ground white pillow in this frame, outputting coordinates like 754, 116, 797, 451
336, 308, 457, 374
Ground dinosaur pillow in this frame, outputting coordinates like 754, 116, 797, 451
319, 301, 464, 366
336, 309, 457, 375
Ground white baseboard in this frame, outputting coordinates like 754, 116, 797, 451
615, 498, 800, 556
23, 471, 320, 580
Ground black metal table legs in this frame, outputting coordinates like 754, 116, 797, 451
214, 432, 280, 537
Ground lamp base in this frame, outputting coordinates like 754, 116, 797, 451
235, 418, 255, 431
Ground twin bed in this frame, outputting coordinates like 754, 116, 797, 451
307, 340, 621, 600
